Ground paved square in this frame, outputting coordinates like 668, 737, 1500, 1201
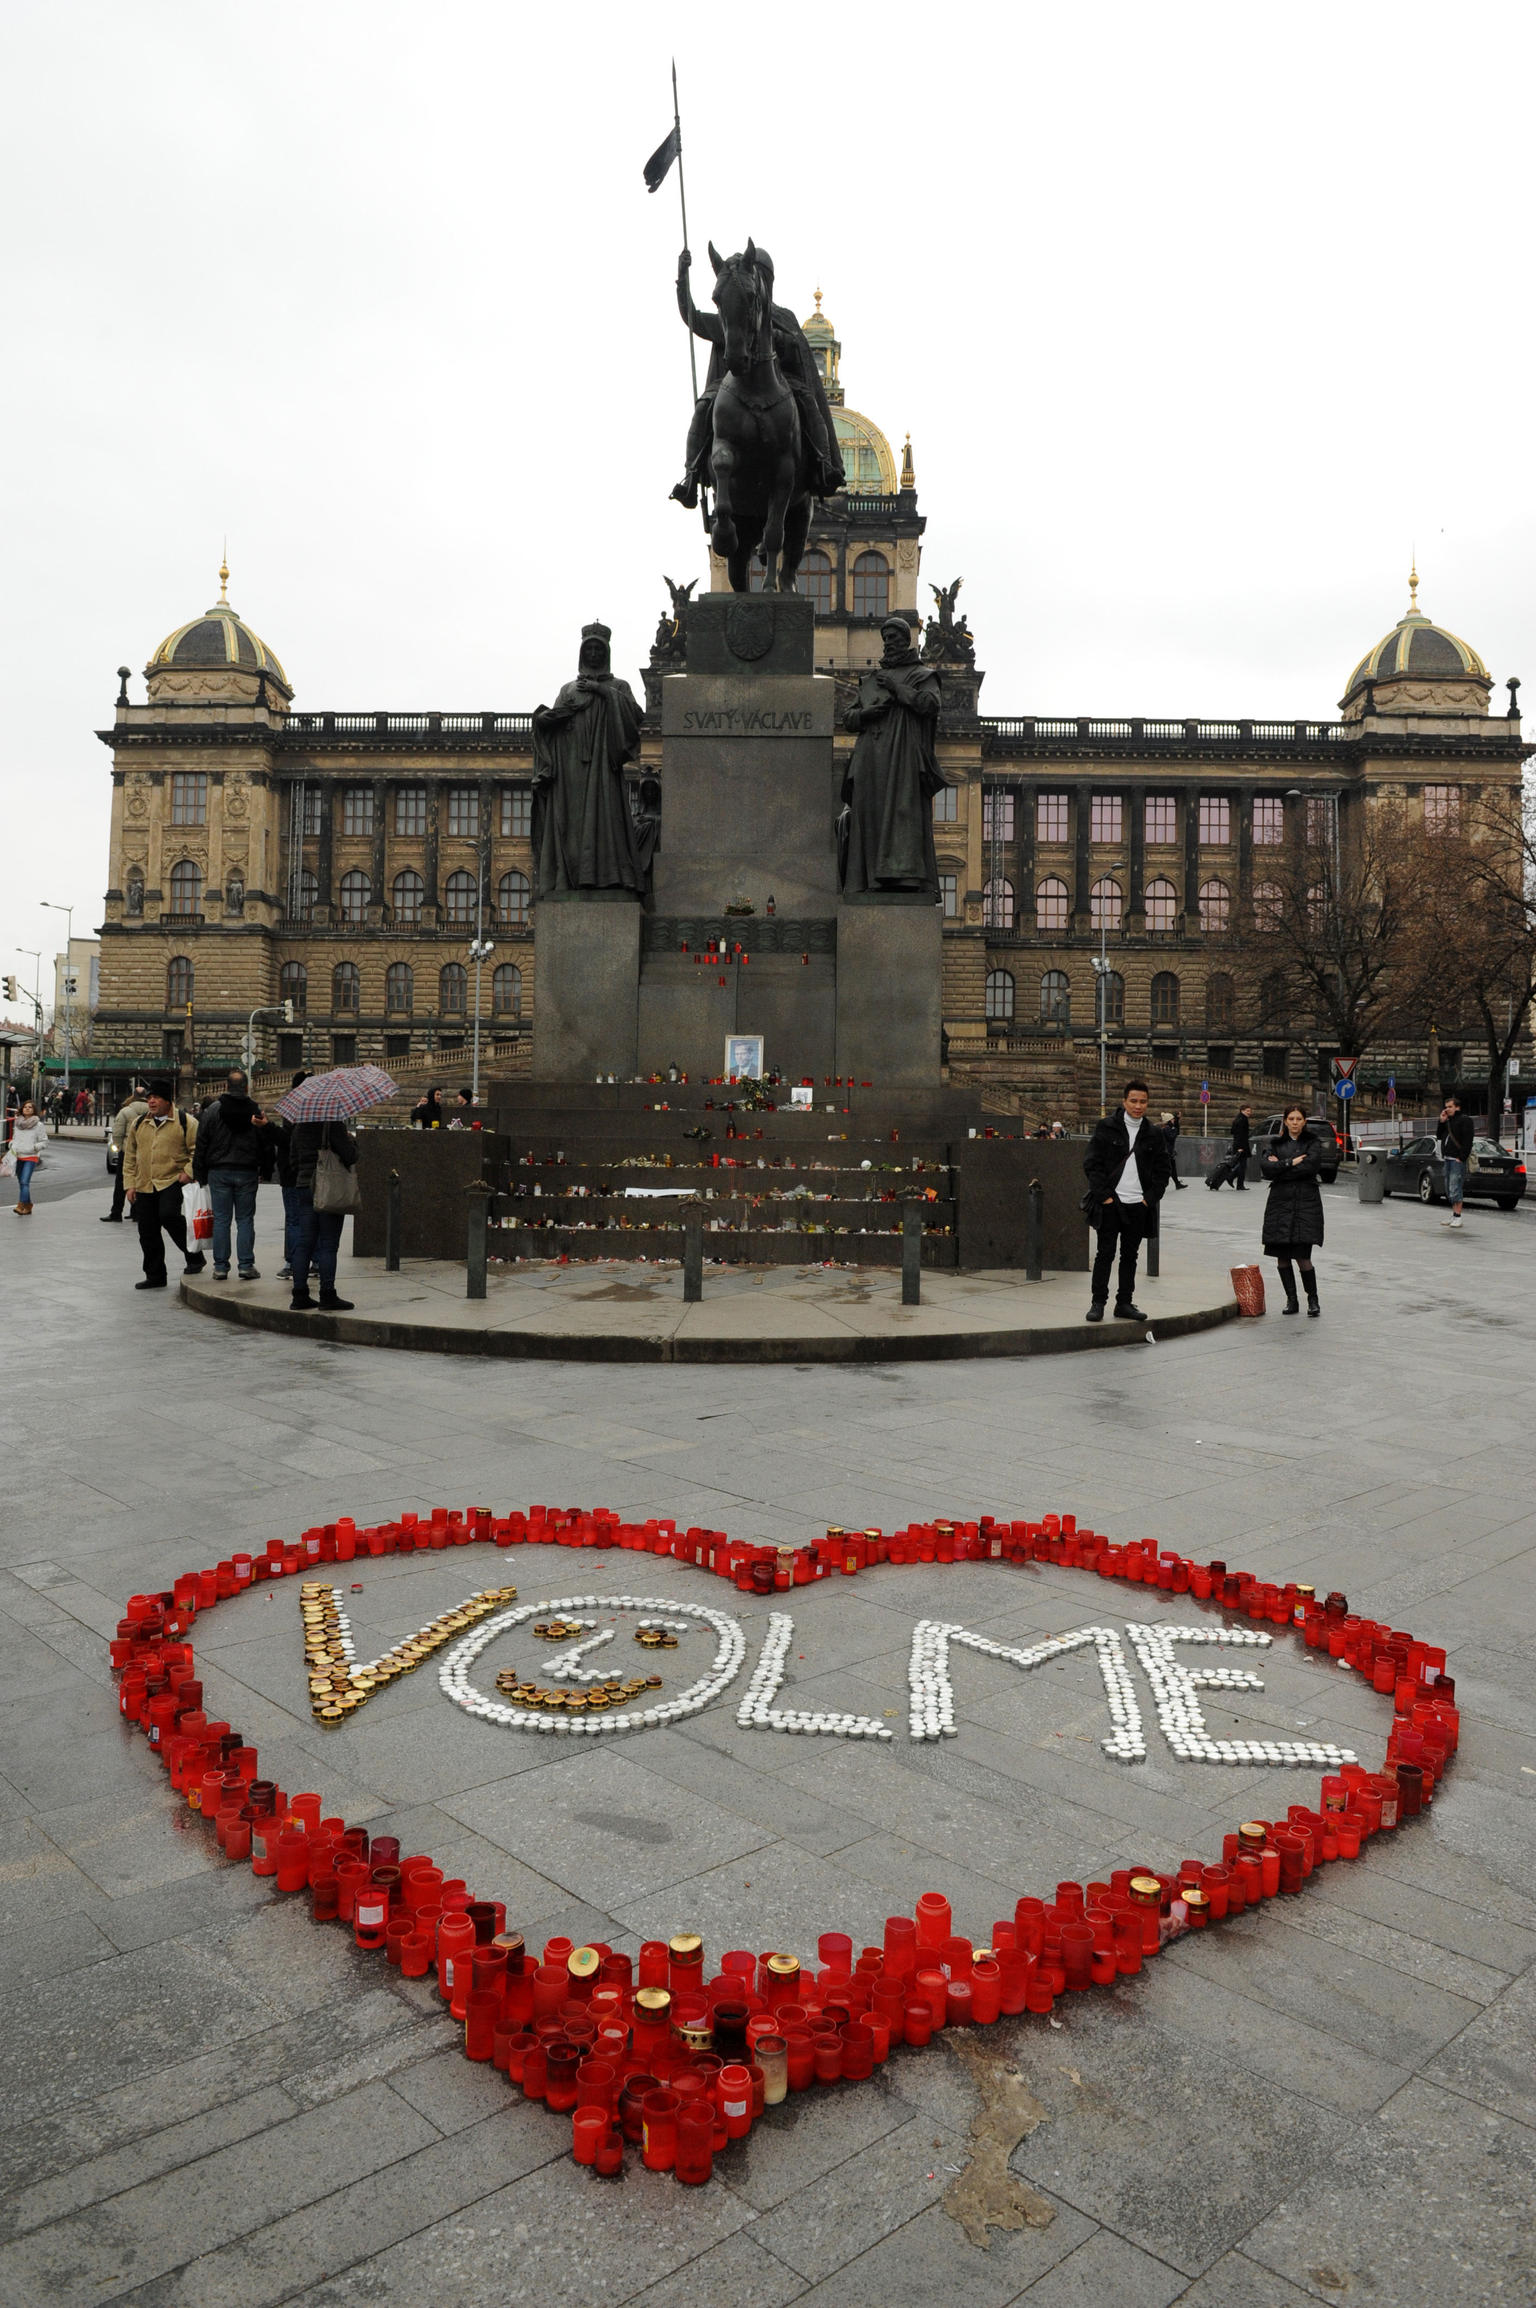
2, 1144, 1533, 2306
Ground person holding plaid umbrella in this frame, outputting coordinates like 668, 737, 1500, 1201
275, 1065, 396, 1313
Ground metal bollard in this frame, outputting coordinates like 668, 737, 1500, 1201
1025, 1178, 1044, 1282
466, 1184, 490, 1301
385, 1169, 401, 1272
902, 1199, 922, 1306
683, 1202, 703, 1303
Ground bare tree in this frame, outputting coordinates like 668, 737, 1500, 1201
1410, 781, 1536, 1130
1240, 794, 1434, 1064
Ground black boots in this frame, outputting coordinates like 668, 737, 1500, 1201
1303, 1269, 1320, 1318
1278, 1262, 1300, 1315
318, 1291, 354, 1311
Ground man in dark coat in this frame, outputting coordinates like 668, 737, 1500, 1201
839, 618, 946, 895
1229, 1103, 1253, 1190
192, 1071, 274, 1279
1083, 1078, 1172, 1322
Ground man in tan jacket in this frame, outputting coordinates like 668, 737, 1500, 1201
123, 1079, 205, 1290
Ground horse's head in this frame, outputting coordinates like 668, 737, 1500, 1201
709, 238, 770, 377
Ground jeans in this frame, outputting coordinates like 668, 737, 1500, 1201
291, 1188, 344, 1296
1091, 1199, 1152, 1307
208, 1167, 259, 1271
281, 1184, 306, 1271
1443, 1157, 1466, 1207
15, 1159, 38, 1204
134, 1184, 191, 1283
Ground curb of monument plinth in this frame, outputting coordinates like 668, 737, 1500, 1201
178, 1278, 1241, 1362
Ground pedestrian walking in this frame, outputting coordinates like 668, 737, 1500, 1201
1083, 1078, 1171, 1323
104, 1082, 148, 1221
1436, 1094, 1475, 1229
288, 1117, 358, 1312
122, 1080, 205, 1290
6, 1099, 47, 1213
270, 1070, 309, 1279
193, 1070, 273, 1279
1229, 1103, 1252, 1190
1163, 1110, 1187, 1188
1260, 1102, 1325, 1317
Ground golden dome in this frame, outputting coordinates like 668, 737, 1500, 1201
147, 562, 291, 696
1342, 567, 1487, 713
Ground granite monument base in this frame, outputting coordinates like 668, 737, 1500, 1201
531, 895, 640, 1082
835, 899, 942, 1087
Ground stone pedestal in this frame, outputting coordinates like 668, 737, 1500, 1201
835, 899, 942, 1086
532, 896, 640, 1081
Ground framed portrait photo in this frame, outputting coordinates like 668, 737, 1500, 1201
724, 1034, 764, 1082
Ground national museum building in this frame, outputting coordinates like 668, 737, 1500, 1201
96, 299, 1527, 1106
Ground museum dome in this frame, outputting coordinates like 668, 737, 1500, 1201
802, 291, 900, 496
145, 561, 292, 699
1341, 567, 1488, 718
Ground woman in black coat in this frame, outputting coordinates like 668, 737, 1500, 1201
1260, 1103, 1326, 1317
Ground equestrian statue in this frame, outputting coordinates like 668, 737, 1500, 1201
671, 241, 845, 594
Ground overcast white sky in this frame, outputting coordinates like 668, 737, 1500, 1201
3, 0, 1532, 996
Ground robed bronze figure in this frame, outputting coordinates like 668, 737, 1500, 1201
839, 617, 948, 896
531, 625, 645, 898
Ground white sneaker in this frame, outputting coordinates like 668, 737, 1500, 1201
1441, 1215, 1462, 1228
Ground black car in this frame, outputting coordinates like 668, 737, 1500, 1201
1253, 1113, 1342, 1185
1383, 1134, 1527, 1209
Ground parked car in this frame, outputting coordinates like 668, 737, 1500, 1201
1383, 1134, 1527, 1209
1252, 1112, 1342, 1185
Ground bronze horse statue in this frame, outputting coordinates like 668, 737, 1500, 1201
705, 240, 813, 595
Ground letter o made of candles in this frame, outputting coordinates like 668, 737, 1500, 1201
439, 1594, 747, 1734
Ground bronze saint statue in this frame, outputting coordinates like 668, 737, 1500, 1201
531, 624, 645, 898
671, 241, 845, 593
839, 617, 948, 896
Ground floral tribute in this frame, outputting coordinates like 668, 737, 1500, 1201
110, 1502, 1459, 2188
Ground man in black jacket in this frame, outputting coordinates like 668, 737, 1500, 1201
1228, 1104, 1253, 1190
192, 1071, 273, 1280
1436, 1094, 1476, 1229
1083, 1079, 1172, 1323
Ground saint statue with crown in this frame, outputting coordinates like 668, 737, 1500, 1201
530, 623, 646, 898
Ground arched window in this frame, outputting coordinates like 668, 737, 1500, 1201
1039, 970, 1071, 1026
1145, 877, 1177, 933
168, 860, 203, 916
166, 956, 193, 1008
498, 869, 531, 928
443, 870, 478, 925
1306, 883, 1326, 929
332, 962, 360, 1016
1151, 971, 1180, 1028
385, 962, 413, 1014
1036, 877, 1069, 932
798, 549, 833, 616
291, 870, 318, 923
1099, 969, 1125, 1026
851, 551, 890, 619
1206, 973, 1236, 1033
339, 869, 371, 924
1198, 879, 1230, 932
982, 878, 1015, 929
280, 961, 307, 1014
1090, 876, 1123, 930
985, 969, 1015, 1022
439, 963, 467, 1015
492, 963, 523, 1017
1253, 881, 1282, 932
392, 870, 425, 923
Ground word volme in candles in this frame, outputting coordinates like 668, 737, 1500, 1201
111, 1503, 1461, 2196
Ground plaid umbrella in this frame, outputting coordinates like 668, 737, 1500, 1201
276, 1064, 398, 1124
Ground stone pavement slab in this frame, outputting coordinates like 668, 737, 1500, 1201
0, 1144, 1533, 2304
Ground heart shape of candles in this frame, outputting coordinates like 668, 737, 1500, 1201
111, 1503, 1458, 2188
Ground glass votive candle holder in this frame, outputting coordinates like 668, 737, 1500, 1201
465, 1990, 499, 2062
572, 2108, 608, 2167
310, 1870, 339, 1926
675, 2107, 714, 2184
902, 1998, 934, 2047
755, 2033, 788, 2105
618, 2073, 657, 2141
354, 1882, 390, 1952
641, 2089, 679, 2172
400, 1930, 433, 1978
811, 2030, 843, 2084
783, 2028, 816, 2089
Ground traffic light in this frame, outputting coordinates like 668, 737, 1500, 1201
1, 975, 16, 1002
283, 999, 295, 1024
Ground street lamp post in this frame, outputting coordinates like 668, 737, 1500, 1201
17, 948, 44, 1101
41, 903, 74, 1100
468, 873, 495, 1103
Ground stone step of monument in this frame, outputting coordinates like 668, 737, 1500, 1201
497, 1194, 957, 1229
491, 1225, 959, 1270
